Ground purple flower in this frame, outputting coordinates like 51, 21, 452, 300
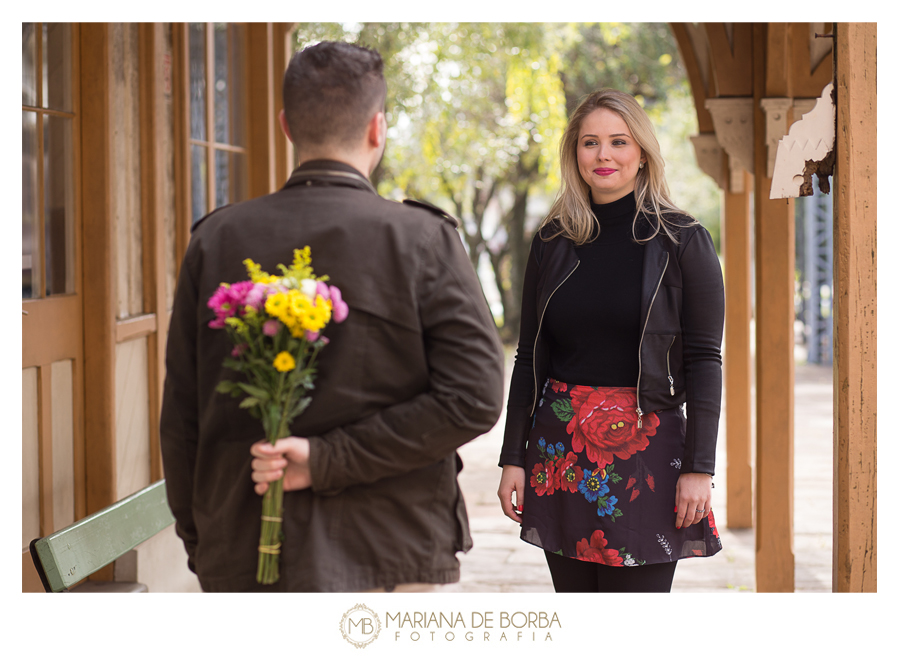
329, 286, 349, 323
263, 320, 281, 336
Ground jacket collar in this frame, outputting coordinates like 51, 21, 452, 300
284, 159, 377, 194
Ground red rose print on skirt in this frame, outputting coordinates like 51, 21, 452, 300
575, 529, 624, 566
565, 387, 660, 468
550, 379, 568, 393
554, 451, 583, 494
530, 461, 557, 496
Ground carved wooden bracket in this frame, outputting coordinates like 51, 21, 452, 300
704, 97, 754, 189
769, 82, 835, 199
689, 133, 726, 191
760, 98, 793, 178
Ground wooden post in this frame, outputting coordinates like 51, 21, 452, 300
139, 23, 168, 482
753, 23, 795, 592
247, 23, 276, 199
171, 23, 191, 271
81, 23, 118, 519
273, 23, 294, 184
723, 164, 754, 528
833, 22, 877, 593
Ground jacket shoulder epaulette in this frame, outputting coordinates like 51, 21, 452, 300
191, 204, 233, 233
402, 198, 459, 228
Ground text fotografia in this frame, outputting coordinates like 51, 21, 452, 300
386, 611, 561, 642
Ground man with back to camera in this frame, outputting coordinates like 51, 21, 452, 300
160, 41, 505, 592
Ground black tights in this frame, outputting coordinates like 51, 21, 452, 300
544, 551, 677, 593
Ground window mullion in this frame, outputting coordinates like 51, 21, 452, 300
35, 24, 46, 299
205, 23, 216, 214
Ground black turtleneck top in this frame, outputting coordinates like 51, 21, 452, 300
543, 192, 644, 387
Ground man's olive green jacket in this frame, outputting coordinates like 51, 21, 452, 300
160, 160, 505, 592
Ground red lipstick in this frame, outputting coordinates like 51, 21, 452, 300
594, 168, 616, 176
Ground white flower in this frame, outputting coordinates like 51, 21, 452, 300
299, 278, 317, 299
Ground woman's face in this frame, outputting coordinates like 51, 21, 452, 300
576, 107, 645, 204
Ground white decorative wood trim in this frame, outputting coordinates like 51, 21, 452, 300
689, 133, 725, 190
760, 97, 793, 178
793, 98, 817, 118
769, 83, 835, 199
704, 97, 754, 176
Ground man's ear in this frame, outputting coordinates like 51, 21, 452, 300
367, 111, 386, 148
278, 109, 293, 144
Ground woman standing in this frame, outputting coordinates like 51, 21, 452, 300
497, 89, 724, 593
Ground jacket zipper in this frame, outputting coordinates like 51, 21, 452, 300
635, 253, 669, 428
666, 335, 676, 396
531, 260, 580, 415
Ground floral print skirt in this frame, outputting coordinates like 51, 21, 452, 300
521, 380, 722, 567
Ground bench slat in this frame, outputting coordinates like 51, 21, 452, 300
32, 480, 175, 592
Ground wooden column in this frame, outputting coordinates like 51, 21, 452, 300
139, 23, 168, 482
172, 23, 191, 272
833, 22, 877, 593
80, 23, 118, 519
273, 23, 294, 184
723, 164, 754, 529
753, 23, 795, 592
247, 23, 276, 199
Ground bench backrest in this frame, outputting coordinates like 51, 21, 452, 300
30, 479, 175, 592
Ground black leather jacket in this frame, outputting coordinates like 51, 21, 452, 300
499, 213, 724, 475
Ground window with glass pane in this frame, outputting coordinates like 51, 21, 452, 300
187, 23, 248, 225
22, 22, 75, 299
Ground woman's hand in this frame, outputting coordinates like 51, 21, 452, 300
498, 465, 526, 523
674, 472, 713, 529
250, 437, 312, 495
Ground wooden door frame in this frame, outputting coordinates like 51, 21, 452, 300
22, 22, 85, 591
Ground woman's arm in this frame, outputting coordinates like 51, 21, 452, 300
678, 225, 725, 476
497, 234, 543, 468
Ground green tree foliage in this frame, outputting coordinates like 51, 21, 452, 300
290, 23, 721, 341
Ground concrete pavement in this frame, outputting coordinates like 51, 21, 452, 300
444, 353, 833, 593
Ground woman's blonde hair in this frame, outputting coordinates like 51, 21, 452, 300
541, 89, 696, 244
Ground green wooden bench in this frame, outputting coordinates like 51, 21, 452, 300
29, 479, 175, 593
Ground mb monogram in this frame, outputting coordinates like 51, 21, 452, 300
340, 604, 382, 648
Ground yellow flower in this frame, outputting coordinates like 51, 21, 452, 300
272, 351, 296, 372
265, 292, 289, 320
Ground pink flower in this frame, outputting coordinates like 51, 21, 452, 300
208, 281, 258, 329
305, 330, 320, 341
315, 281, 331, 301
329, 286, 349, 323
231, 343, 248, 357
244, 283, 267, 311
263, 320, 281, 336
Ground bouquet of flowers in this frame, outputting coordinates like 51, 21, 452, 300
207, 246, 348, 584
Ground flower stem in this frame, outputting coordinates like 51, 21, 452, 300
257, 405, 290, 585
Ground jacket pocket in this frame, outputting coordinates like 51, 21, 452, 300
453, 452, 473, 552
640, 333, 680, 397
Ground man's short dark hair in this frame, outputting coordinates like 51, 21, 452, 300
283, 41, 386, 151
